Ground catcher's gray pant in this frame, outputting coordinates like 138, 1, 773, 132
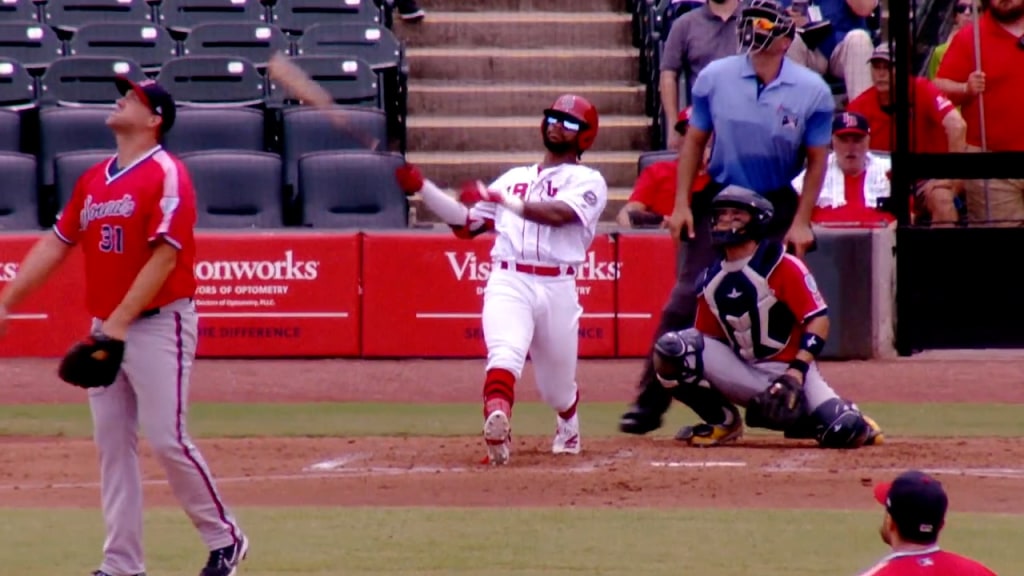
87, 299, 240, 576
700, 337, 840, 413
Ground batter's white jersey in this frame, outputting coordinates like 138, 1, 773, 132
468, 163, 608, 266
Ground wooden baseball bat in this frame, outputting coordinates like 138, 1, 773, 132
266, 52, 381, 150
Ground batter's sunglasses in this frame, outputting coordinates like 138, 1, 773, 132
545, 115, 581, 132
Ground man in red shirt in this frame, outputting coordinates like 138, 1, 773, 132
935, 0, 1024, 225
616, 107, 712, 227
0, 78, 247, 576
858, 470, 998, 575
847, 45, 966, 225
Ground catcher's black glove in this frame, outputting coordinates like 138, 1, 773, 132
745, 374, 807, 431
58, 333, 125, 389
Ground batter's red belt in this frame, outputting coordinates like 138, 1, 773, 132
497, 261, 576, 277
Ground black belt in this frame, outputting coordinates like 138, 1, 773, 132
140, 298, 193, 319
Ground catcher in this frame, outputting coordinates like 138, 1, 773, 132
651, 185, 884, 448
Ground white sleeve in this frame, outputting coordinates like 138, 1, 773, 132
558, 172, 608, 227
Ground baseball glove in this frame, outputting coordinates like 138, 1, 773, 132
745, 374, 808, 431
57, 333, 125, 389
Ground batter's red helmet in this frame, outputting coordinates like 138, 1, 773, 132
542, 94, 599, 152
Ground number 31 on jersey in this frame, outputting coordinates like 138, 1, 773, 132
99, 224, 125, 254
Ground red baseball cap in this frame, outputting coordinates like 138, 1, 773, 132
874, 470, 948, 542
674, 106, 692, 134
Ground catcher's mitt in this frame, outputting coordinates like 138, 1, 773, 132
745, 374, 807, 431
58, 333, 125, 389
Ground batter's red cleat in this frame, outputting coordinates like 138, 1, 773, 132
483, 399, 512, 466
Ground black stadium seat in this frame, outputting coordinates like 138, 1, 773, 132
281, 105, 385, 193
637, 150, 677, 174
39, 106, 115, 187
67, 22, 178, 72
0, 0, 41, 23
181, 22, 288, 69
295, 23, 402, 72
161, 106, 266, 154
298, 150, 407, 229
157, 0, 267, 33
267, 55, 379, 108
0, 108, 21, 151
156, 55, 265, 107
270, 0, 382, 34
53, 148, 113, 208
39, 55, 147, 106
0, 58, 37, 110
0, 152, 38, 230
179, 150, 283, 229
0, 22, 63, 71
42, 0, 155, 33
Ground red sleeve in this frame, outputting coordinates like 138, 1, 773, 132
53, 164, 100, 245
146, 156, 196, 250
770, 255, 828, 321
846, 93, 869, 116
917, 77, 955, 123
695, 294, 727, 339
628, 163, 662, 205
936, 26, 973, 82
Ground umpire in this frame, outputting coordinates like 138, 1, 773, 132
619, 0, 835, 439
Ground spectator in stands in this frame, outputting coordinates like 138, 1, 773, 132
616, 108, 712, 228
658, 0, 744, 148
792, 111, 894, 227
927, 0, 977, 79
783, 0, 878, 100
395, 0, 425, 22
936, 0, 1024, 226
847, 45, 966, 225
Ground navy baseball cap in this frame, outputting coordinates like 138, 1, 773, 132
113, 76, 176, 134
832, 111, 870, 137
874, 470, 948, 542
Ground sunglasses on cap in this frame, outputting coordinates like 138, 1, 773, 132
546, 115, 581, 132
750, 17, 778, 31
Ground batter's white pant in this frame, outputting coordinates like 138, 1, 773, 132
482, 266, 582, 413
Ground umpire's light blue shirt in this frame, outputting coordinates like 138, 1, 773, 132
689, 54, 835, 194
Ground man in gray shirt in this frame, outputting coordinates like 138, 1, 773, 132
658, 0, 745, 148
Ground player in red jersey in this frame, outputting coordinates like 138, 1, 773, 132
0, 78, 247, 576
650, 186, 883, 448
859, 470, 998, 576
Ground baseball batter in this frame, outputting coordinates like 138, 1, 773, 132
396, 95, 608, 465
0, 78, 247, 576
651, 186, 883, 448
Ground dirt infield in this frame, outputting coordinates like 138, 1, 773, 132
2, 356, 1023, 513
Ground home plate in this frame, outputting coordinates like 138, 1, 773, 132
650, 461, 747, 468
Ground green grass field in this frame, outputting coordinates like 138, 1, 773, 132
3, 401, 1021, 575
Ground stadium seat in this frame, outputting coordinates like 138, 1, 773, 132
295, 23, 402, 71
0, 108, 20, 152
267, 55, 379, 108
39, 55, 147, 106
298, 150, 408, 229
179, 150, 283, 229
53, 148, 113, 209
67, 22, 177, 72
181, 22, 288, 69
157, 0, 268, 33
270, 0, 383, 35
39, 106, 115, 187
638, 150, 677, 174
161, 106, 266, 154
0, 152, 39, 230
0, 58, 37, 110
0, 22, 63, 70
156, 55, 265, 106
0, 0, 41, 23
42, 0, 155, 33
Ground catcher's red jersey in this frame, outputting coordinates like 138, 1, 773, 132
54, 145, 197, 320
858, 547, 997, 576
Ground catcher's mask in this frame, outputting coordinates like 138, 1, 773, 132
710, 185, 775, 247
738, 0, 796, 54
542, 94, 599, 157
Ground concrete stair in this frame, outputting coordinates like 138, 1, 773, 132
393, 0, 646, 224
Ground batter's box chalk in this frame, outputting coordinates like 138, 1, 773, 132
303, 453, 368, 472
650, 461, 747, 468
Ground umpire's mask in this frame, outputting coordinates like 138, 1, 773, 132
738, 0, 796, 53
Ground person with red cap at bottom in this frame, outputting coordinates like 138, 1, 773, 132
859, 470, 998, 575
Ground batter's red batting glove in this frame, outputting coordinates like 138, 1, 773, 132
395, 163, 424, 195
458, 180, 503, 205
